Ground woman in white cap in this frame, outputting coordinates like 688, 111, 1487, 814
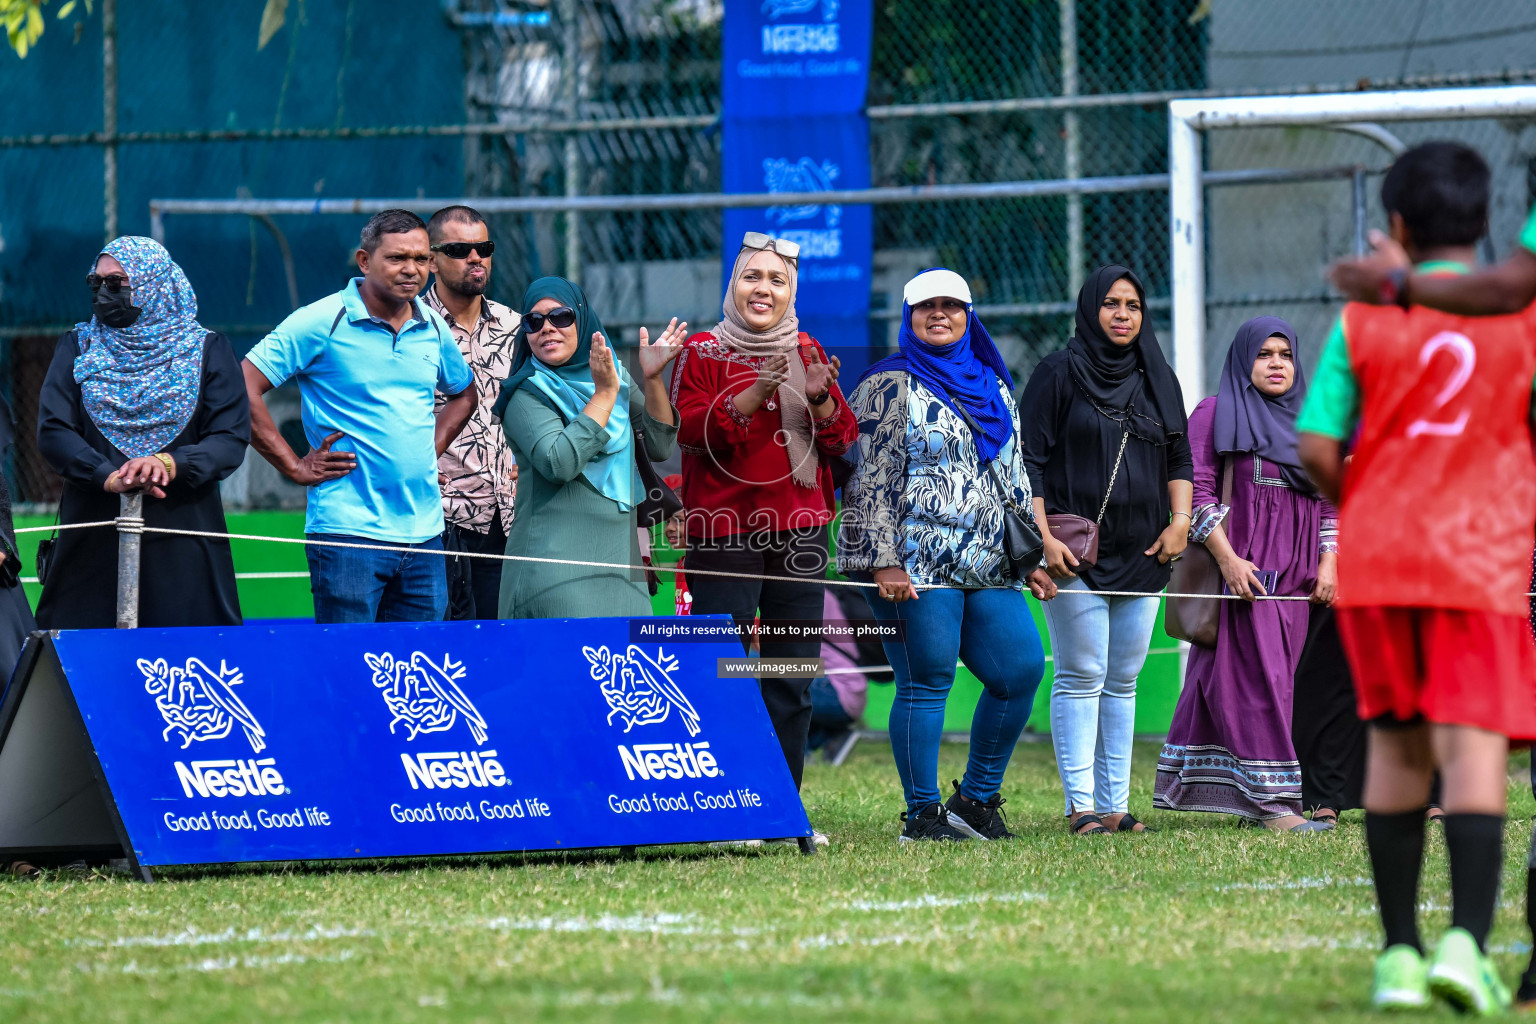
838, 267, 1057, 843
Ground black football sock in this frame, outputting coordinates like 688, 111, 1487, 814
1523, 865, 1536, 998
1443, 813, 1505, 951
1366, 809, 1427, 952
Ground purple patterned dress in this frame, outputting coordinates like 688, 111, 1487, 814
1153, 397, 1338, 820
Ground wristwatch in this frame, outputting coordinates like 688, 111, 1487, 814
808, 390, 832, 407
1381, 267, 1412, 310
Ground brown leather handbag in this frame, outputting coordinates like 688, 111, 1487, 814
1046, 431, 1129, 571
1164, 457, 1235, 649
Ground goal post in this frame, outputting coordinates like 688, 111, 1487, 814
1167, 84, 1536, 409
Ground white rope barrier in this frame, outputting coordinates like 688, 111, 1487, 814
14, 520, 118, 534
9, 519, 1344, 601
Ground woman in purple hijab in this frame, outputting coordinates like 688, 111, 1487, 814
1153, 316, 1340, 832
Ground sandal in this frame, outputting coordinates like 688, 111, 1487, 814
1310, 809, 1339, 825
1426, 804, 1445, 824
6, 860, 41, 880
1115, 813, 1156, 833
1070, 813, 1111, 836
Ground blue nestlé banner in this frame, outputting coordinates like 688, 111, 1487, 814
2, 618, 809, 870
722, 0, 873, 380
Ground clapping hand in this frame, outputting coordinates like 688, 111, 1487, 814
803, 347, 841, 404
753, 352, 791, 398
638, 318, 688, 380
589, 332, 621, 394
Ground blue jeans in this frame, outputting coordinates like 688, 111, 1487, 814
866, 586, 1046, 814
1041, 576, 1160, 815
306, 534, 448, 624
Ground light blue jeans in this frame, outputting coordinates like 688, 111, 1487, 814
1041, 576, 1160, 816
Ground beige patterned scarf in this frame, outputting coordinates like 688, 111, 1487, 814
712, 247, 818, 489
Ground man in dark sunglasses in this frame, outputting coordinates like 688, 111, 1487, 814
425, 205, 522, 620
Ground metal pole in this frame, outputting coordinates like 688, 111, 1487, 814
561, 0, 580, 281
102, 0, 118, 242
1167, 104, 1205, 409
1351, 168, 1368, 256
1061, 0, 1083, 297
115, 491, 142, 629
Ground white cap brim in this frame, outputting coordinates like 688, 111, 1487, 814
903, 268, 972, 307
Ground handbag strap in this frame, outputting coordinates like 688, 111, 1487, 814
1095, 431, 1130, 525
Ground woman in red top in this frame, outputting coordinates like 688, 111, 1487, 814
669, 233, 857, 802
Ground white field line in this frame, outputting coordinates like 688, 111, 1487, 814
114, 950, 357, 976
67, 924, 375, 950
1212, 875, 1371, 892
799, 926, 977, 949
843, 890, 1046, 912
477, 911, 706, 935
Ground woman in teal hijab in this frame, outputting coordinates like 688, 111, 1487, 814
494, 276, 687, 618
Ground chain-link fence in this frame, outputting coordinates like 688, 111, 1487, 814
5, 0, 1536, 506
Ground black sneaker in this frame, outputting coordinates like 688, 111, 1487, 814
943, 780, 1017, 840
898, 803, 972, 843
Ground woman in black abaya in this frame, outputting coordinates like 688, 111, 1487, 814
35, 236, 249, 630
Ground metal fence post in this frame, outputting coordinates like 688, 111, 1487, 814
115, 491, 142, 629
1351, 167, 1368, 257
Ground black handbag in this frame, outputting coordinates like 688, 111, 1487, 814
633, 424, 682, 529
32, 506, 59, 588
951, 402, 1044, 579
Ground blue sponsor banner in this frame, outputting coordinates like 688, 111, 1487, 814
17, 617, 809, 868
723, 0, 870, 115
722, 0, 873, 381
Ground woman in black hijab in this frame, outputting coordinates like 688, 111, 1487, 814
1020, 265, 1193, 836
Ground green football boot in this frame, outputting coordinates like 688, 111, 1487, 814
1372, 944, 1430, 1011
1427, 927, 1512, 1016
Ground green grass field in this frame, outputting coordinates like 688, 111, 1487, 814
6, 741, 1536, 1023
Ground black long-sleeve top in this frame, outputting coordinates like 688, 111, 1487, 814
1019, 350, 1193, 594
34, 330, 251, 629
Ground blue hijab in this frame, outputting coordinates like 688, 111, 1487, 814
861, 268, 1015, 463
494, 276, 636, 511
73, 236, 206, 459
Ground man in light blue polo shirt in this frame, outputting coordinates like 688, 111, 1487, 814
242, 209, 478, 623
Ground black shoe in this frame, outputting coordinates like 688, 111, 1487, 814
943, 780, 1017, 840
898, 803, 972, 843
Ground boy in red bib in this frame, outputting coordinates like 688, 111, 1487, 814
1299, 142, 1536, 1015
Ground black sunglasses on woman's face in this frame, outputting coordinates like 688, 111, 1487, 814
523, 306, 577, 332
87, 273, 129, 293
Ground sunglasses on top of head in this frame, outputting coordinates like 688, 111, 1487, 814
430, 240, 495, 259
87, 272, 130, 294
739, 231, 800, 263
523, 306, 578, 333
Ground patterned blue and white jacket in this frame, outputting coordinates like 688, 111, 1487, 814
836, 369, 1034, 590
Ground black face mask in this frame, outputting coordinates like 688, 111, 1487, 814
92, 287, 141, 329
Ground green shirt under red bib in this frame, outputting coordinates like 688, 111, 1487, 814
1297, 263, 1536, 735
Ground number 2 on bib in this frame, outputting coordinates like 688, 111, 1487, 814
1406, 331, 1474, 438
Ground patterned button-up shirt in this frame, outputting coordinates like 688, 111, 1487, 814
426, 285, 520, 532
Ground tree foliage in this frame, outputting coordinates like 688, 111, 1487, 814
3, 0, 92, 59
